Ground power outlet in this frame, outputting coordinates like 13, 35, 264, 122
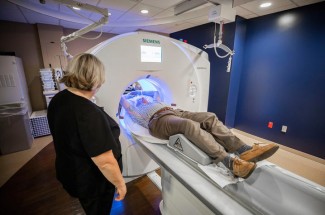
281, 125, 287, 133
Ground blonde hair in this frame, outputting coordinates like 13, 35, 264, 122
60, 53, 105, 90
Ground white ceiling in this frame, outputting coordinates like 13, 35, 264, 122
0, 0, 323, 35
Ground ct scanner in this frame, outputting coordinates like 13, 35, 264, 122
89, 32, 325, 214
90, 31, 210, 178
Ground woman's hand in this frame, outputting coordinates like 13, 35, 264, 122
115, 184, 127, 201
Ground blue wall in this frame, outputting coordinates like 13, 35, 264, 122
171, 2, 325, 159
171, 22, 236, 123
235, 3, 325, 158
226, 16, 247, 128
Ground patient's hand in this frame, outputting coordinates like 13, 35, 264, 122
124, 91, 139, 99
129, 91, 139, 96
141, 97, 149, 104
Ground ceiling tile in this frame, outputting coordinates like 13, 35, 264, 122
1, 0, 323, 35
116, 2, 163, 21
151, 8, 174, 19
109, 26, 139, 34
0, 1, 27, 23
141, 0, 184, 9
257, 4, 297, 16
161, 21, 195, 34
182, 2, 212, 14
59, 3, 93, 18
240, 0, 295, 16
31, 0, 60, 11
186, 15, 209, 25
179, 4, 212, 21
21, 7, 60, 25
59, 19, 90, 30
89, 8, 125, 23
98, 0, 139, 11
291, 0, 325, 6
137, 24, 170, 33
235, 5, 257, 17
100, 25, 115, 33
233, 0, 256, 7
245, 13, 259, 19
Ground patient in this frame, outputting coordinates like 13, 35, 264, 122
120, 90, 279, 179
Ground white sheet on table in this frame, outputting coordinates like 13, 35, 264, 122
123, 113, 168, 144
198, 160, 275, 188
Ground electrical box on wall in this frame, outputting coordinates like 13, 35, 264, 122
281, 125, 287, 133
208, 4, 236, 23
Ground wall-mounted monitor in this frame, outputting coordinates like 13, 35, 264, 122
141, 45, 162, 63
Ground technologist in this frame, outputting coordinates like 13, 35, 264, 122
120, 90, 279, 179
48, 53, 126, 215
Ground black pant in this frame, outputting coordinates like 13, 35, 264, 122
79, 189, 115, 215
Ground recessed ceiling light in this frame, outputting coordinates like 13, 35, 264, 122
141, 9, 149, 14
260, 2, 272, 8
72, 6, 81, 10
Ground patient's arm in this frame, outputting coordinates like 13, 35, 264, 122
152, 91, 161, 102
120, 96, 142, 120
131, 90, 161, 102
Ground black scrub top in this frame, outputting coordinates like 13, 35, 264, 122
47, 89, 122, 198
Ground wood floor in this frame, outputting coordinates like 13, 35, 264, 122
0, 142, 162, 215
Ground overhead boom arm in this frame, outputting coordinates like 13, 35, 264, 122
56, 0, 109, 43
43, 0, 109, 59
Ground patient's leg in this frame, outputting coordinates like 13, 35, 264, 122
176, 111, 245, 153
149, 111, 258, 178
149, 113, 228, 163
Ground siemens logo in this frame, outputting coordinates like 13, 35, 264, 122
143, 39, 160, 44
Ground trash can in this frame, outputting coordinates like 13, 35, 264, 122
0, 103, 33, 155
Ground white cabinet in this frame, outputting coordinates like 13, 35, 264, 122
0, 56, 32, 115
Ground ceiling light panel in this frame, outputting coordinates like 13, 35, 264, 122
141, 9, 149, 14
260, 2, 272, 8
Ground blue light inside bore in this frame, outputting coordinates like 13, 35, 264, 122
137, 79, 157, 91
